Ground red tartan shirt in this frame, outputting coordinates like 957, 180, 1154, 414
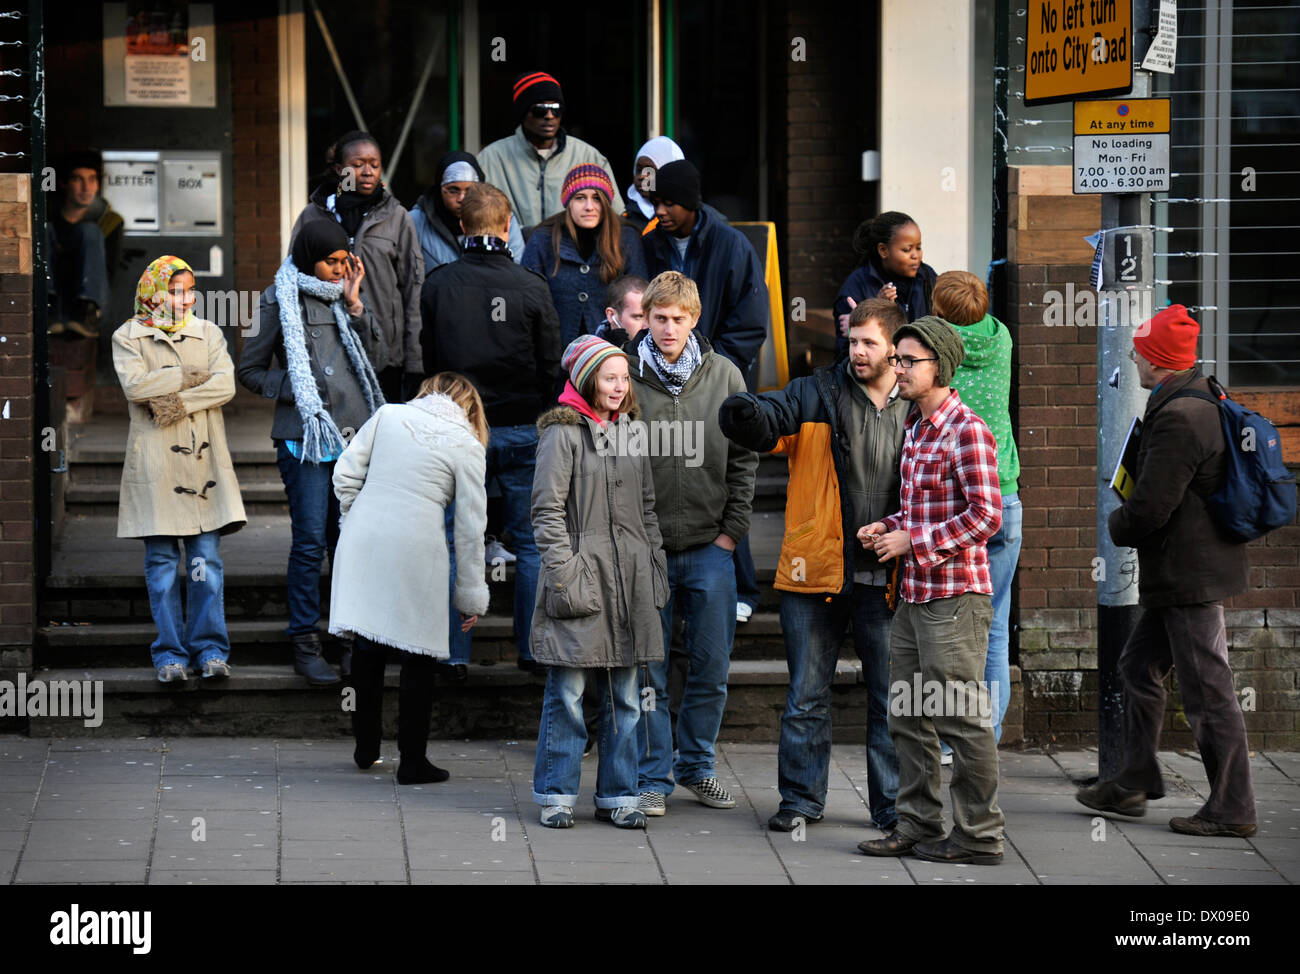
881, 389, 1002, 603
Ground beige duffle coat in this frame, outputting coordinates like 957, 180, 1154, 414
111, 317, 246, 539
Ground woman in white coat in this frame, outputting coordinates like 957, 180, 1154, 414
330, 373, 490, 784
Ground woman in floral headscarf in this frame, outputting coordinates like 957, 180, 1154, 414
111, 255, 246, 683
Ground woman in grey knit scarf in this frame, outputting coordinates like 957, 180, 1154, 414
238, 220, 386, 685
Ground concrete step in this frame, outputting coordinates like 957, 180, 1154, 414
36, 612, 792, 666
63, 480, 290, 516
24, 659, 865, 738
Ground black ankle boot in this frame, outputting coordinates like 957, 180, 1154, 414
292, 632, 340, 686
396, 652, 448, 784
350, 636, 386, 769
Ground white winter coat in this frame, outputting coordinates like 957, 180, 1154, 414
328, 394, 489, 656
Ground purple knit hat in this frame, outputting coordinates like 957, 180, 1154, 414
561, 163, 615, 208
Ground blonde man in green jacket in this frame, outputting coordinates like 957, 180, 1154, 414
623, 272, 758, 817
477, 71, 624, 230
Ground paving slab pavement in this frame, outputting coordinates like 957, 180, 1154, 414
1, 736, 1294, 886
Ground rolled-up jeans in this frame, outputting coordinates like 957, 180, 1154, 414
533, 665, 641, 808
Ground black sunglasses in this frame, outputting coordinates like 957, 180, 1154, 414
529, 103, 563, 119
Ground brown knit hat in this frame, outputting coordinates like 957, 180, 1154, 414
892, 315, 965, 386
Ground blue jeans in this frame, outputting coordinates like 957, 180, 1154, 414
778, 585, 899, 828
46, 221, 109, 322
734, 534, 760, 610
487, 424, 539, 661
638, 541, 737, 793
143, 532, 228, 668
275, 442, 340, 637
444, 503, 473, 665
985, 492, 1022, 742
533, 665, 641, 808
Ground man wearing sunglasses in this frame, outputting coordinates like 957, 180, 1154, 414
477, 71, 624, 231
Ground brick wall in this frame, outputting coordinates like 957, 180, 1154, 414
0, 173, 34, 677
783, 2, 876, 313
1009, 165, 1300, 750
227, 14, 282, 302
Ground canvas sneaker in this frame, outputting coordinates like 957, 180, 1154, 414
682, 777, 736, 808
637, 791, 667, 816
540, 805, 574, 829
596, 806, 648, 829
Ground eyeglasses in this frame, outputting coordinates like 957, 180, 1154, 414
1129, 348, 1139, 363
529, 103, 563, 119
887, 354, 939, 369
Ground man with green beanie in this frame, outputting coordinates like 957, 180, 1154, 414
855, 315, 1005, 865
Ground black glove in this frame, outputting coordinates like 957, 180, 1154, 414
718, 393, 763, 443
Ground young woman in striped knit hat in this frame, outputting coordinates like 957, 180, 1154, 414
522, 164, 648, 349
529, 336, 669, 830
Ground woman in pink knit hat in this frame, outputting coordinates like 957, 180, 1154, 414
522, 164, 648, 348
529, 335, 668, 830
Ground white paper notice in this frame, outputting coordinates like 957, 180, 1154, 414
1141, 0, 1178, 74
125, 55, 192, 105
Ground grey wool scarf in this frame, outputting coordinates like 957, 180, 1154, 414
273, 256, 386, 463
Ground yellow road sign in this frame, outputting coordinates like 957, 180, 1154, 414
1025, 0, 1133, 105
1074, 98, 1171, 134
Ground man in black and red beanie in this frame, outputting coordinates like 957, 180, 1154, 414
1077, 305, 1257, 839
477, 70, 623, 230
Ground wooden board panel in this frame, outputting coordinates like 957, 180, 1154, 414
1020, 194, 1101, 230
1009, 229, 1097, 265
1010, 165, 1075, 196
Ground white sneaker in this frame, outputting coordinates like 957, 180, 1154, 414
485, 536, 516, 565
540, 805, 574, 828
736, 602, 753, 623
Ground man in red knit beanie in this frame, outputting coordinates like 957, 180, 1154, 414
1077, 305, 1256, 837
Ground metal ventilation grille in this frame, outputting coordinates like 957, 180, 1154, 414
1154, 1, 1300, 386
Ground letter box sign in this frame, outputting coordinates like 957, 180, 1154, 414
1025, 0, 1133, 106
100, 150, 221, 237
162, 152, 222, 235
102, 150, 160, 235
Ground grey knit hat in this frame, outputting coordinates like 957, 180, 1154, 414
893, 315, 965, 386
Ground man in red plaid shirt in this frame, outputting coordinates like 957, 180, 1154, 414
854, 316, 1005, 865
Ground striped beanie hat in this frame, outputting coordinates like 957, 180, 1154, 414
513, 71, 563, 120
563, 335, 626, 392
561, 163, 614, 208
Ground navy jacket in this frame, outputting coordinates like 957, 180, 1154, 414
522, 222, 648, 349
832, 259, 936, 358
641, 203, 768, 375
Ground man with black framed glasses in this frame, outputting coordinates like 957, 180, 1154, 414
856, 316, 1005, 865
478, 71, 624, 231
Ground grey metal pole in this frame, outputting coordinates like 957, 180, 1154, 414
1096, 1, 1155, 780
